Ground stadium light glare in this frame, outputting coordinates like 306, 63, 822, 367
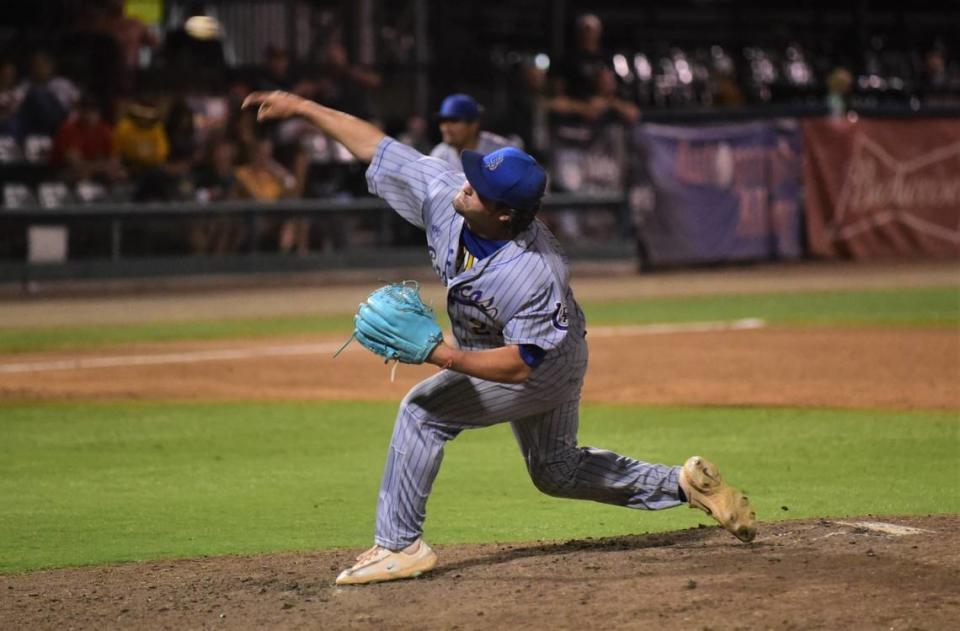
633, 54, 652, 81
613, 54, 630, 78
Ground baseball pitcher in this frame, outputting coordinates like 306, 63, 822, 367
242, 90, 757, 585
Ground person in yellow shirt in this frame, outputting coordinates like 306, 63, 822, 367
113, 99, 169, 173
234, 137, 294, 201
235, 137, 308, 253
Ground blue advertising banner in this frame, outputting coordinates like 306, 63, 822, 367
633, 120, 803, 265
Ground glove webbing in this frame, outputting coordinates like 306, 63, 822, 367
332, 280, 431, 382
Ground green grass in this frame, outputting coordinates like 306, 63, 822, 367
0, 313, 352, 355
0, 285, 957, 354
1, 401, 956, 574
586, 284, 959, 327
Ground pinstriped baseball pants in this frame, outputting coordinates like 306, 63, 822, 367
373, 363, 683, 550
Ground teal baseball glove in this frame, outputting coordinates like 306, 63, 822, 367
351, 282, 443, 365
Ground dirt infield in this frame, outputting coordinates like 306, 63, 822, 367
2, 516, 957, 630
1, 326, 957, 409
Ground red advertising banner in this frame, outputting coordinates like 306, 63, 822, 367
802, 118, 960, 259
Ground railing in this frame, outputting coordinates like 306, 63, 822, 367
640, 103, 960, 124
0, 192, 631, 285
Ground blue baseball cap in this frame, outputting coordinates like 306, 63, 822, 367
461, 147, 547, 212
437, 93, 482, 121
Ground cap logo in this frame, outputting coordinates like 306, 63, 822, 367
485, 155, 504, 171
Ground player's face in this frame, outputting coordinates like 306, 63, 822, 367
452, 181, 483, 215
439, 119, 479, 149
453, 182, 510, 237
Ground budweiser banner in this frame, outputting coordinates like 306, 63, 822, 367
634, 121, 803, 265
803, 118, 960, 259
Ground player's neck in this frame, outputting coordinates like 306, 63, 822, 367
463, 218, 511, 241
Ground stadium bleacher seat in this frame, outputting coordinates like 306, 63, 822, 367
2, 183, 38, 209
37, 181, 73, 208
0, 136, 23, 163
75, 180, 108, 203
23, 135, 52, 164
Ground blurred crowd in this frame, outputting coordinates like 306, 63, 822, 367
494, 12, 959, 151
0, 1, 390, 255
1, 2, 958, 257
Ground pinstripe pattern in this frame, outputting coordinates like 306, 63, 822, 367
366, 137, 682, 550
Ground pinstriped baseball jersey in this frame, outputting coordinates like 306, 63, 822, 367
368, 137, 587, 391
364, 137, 682, 551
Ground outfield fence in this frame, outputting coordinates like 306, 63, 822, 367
3, 113, 958, 289
0, 191, 632, 286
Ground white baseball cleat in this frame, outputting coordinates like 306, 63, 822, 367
679, 456, 757, 543
335, 539, 437, 585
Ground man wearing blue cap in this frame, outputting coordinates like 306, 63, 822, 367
242, 90, 757, 585
430, 93, 517, 171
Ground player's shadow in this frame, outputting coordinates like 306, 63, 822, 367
429, 526, 732, 578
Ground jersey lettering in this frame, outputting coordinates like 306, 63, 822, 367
467, 317, 492, 336
451, 283, 499, 320
552, 301, 569, 330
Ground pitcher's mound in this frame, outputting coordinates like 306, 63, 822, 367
2, 515, 957, 630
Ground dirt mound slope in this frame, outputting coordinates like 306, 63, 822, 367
2, 516, 957, 630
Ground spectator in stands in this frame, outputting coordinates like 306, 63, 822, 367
193, 135, 237, 203
64, 2, 123, 105
0, 59, 21, 137
114, 98, 181, 200
234, 137, 305, 253
826, 67, 853, 117
590, 67, 640, 124
50, 94, 125, 183
920, 45, 960, 105
98, 0, 160, 81
276, 143, 311, 255
314, 41, 381, 119
16, 52, 80, 139
547, 13, 612, 122
93, 0, 160, 94
113, 98, 169, 172
430, 93, 515, 171
165, 98, 200, 179
922, 46, 953, 91
501, 58, 550, 159
924, 48, 945, 89
397, 115, 432, 154
711, 68, 746, 108
190, 135, 246, 254
254, 45, 316, 97
225, 104, 260, 165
